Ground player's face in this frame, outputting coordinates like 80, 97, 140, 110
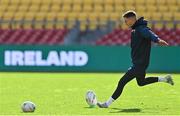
124, 17, 136, 28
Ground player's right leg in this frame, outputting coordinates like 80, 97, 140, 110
136, 74, 174, 86
97, 68, 135, 108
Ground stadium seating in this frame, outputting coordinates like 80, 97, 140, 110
0, 0, 179, 29
0, 0, 179, 45
0, 29, 68, 45
0, 28, 179, 46
96, 28, 180, 46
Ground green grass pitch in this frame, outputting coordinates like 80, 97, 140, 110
0, 72, 180, 115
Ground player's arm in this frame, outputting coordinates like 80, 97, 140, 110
139, 27, 169, 46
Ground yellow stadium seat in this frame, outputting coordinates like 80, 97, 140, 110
35, 12, 46, 20
162, 13, 173, 21
83, 4, 93, 12
45, 22, 54, 29
146, 0, 156, 5
80, 23, 87, 31
166, 0, 177, 5
61, 4, 72, 12
17, 5, 29, 12
99, 13, 109, 25
7, 5, 18, 12
10, 0, 20, 5
46, 12, 56, 20
73, 0, 83, 5
77, 12, 88, 21
20, 0, 31, 5
24, 12, 35, 20
0, 0, 10, 5
0, 5, 8, 12
83, 0, 93, 5
34, 22, 43, 29
62, 0, 73, 5
41, 0, 52, 5
156, 0, 166, 5
12, 23, 22, 29
110, 13, 120, 21
143, 13, 152, 21
87, 20, 98, 30
1, 23, 10, 29
94, 0, 103, 5
40, 4, 50, 12
139, 12, 151, 20
67, 21, 76, 29
124, 5, 136, 11
151, 13, 162, 21
72, 4, 82, 12
147, 22, 153, 28
56, 22, 65, 29
12, 23, 21, 29
51, 5, 61, 12
23, 23, 32, 29
158, 6, 168, 12
169, 5, 179, 12
31, 0, 42, 5
154, 22, 164, 29
94, 5, 103, 12
104, 0, 114, 5
114, 0, 124, 5
135, 0, 145, 5
121, 23, 128, 29
56, 12, 67, 21
99, 13, 109, 20
2, 12, 14, 20
114, 5, 124, 13
165, 22, 174, 29
104, 4, 114, 12
177, 0, 180, 5
89, 23, 97, 30
67, 12, 77, 21
147, 5, 157, 12
88, 13, 99, 21
14, 12, 25, 20
124, 0, 135, 5
0, 11, 4, 18
174, 12, 180, 21
52, 0, 63, 5
176, 23, 180, 29
29, 5, 40, 12
136, 5, 147, 13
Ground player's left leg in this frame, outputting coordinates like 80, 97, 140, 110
136, 74, 174, 86
97, 68, 136, 108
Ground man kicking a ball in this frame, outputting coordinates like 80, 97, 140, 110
97, 11, 174, 108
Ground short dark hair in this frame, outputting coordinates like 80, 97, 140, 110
123, 11, 137, 18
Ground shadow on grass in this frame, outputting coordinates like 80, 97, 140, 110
84, 106, 96, 109
110, 108, 141, 113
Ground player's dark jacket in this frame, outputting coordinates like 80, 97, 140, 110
130, 17, 159, 71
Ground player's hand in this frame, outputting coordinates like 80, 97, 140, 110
158, 39, 169, 46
